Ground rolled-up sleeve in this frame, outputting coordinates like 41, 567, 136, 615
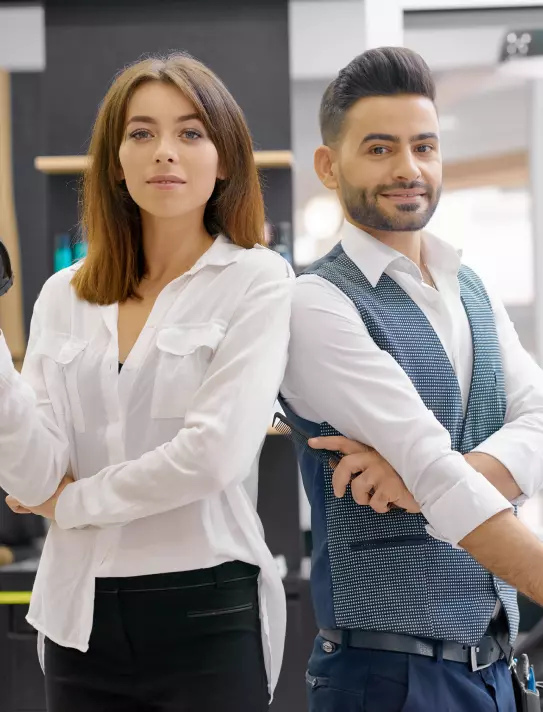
473, 294, 543, 499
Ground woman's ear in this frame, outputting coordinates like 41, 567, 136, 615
314, 145, 339, 191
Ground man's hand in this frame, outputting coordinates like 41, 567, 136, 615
308, 436, 420, 514
5, 475, 74, 520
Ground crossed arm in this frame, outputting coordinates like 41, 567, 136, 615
282, 278, 543, 605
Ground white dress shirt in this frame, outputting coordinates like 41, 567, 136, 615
0, 235, 294, 695
282, 221, 543, 546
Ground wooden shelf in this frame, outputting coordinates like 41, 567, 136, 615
35, 150, 293, 175
255, 150, 293, 169
443, 150, 528, 191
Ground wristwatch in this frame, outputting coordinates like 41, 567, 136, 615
0, 241, 13, 297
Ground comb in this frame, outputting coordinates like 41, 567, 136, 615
0, 241, 13, 297
271, 412, 402, 511
272, 412, 341, 469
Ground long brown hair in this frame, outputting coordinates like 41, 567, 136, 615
72, 53, 265, 305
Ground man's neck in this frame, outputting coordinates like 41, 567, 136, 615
347, 218, 423, 268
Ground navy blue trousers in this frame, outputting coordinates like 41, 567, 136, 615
306, 634, 516, 712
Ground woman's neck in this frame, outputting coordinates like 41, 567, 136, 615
140, 211, 214, 285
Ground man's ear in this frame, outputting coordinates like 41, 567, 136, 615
314, 144, 339, 190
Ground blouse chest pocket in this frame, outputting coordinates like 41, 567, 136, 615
33, 331, 89, 433
151, 322, 226, 420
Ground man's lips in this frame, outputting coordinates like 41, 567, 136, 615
380, 190, 427, 204
381, 190, 426, 198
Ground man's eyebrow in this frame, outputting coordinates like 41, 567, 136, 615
410, 132, 439, 142
361, 133, 400, 144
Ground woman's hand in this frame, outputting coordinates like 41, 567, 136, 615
309, 435, 420, 514
5, 475, 75, 520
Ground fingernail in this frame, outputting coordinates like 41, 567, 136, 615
308, 438, 317, 446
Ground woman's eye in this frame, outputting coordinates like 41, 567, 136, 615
130, 129, 152, 140
182, 129, 202, 140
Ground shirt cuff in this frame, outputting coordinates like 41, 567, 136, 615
473, 436, 540, 499
55, 480, 86, 530
421, 470, 513, 546
0, 331, 15, 387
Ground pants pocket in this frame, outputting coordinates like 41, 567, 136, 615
363, 672, 409, 712
306, 672, 363, 712
186, 602, 254, 619
306, 672, 330, 690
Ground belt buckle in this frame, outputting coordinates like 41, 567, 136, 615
469, 645, 493, 672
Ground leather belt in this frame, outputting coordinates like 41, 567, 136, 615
319, 628, 508, 672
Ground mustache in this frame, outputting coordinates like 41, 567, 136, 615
373, 181, 433, 196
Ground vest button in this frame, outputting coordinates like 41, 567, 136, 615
322, 640, 336, 654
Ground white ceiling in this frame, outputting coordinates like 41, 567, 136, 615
290, 2, 543, 80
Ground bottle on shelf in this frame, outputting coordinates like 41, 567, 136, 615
72, 239, 88, 262
53, 233, 72, 273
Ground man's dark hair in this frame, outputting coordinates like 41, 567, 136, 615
320, 47, 436, 146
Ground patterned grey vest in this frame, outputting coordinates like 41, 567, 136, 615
285, 243, 519, 645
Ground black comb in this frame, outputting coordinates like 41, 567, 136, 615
272, 412, 342, 469
0, 241, 13, 297
272, 412, 402, 510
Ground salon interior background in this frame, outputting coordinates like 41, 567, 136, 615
2, 0, 543, 557
2, 1, 543, 539
2, 2, 543, 710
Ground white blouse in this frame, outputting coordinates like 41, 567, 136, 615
0, 235, 294, 695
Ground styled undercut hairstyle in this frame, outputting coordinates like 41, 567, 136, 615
319, 47, 436, 146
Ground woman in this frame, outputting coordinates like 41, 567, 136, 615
0, 53, 293, 711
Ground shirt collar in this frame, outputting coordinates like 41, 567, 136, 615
185, 234, 246, 276
340, 221, 462, 288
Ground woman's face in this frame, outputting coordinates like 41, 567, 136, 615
118, 81, 221, 220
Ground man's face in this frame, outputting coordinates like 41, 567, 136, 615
333, 94, 442, 232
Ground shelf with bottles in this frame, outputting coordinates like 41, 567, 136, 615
53, 229, 88, 272
35, 150, 293, 175
54, 222, 293, 272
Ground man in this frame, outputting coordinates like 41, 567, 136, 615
282, 47, 543, 711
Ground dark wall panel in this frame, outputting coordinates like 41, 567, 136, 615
44, 0, 290, 153
43, 0, 292, 251
10, 72, 47, 335
11, 0, 292, 334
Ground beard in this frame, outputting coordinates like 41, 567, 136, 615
339, 175, 442, 232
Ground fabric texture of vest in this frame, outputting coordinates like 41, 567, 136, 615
283, 243, 519, 645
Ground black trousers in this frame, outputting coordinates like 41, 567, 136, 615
44, 561, 269, 712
